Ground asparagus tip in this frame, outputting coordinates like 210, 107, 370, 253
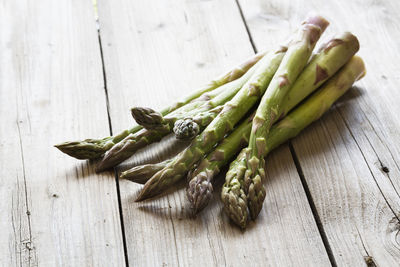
54, 139, 108, 160
173, 118, 200, 140
187, 171, 214, 213
131, 107, 165, 130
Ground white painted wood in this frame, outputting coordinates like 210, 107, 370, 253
0, 0, 125, 266
239, 0, 400, 265
97, 0, 330, 266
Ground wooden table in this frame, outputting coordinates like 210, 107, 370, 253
1, 0, 400, 266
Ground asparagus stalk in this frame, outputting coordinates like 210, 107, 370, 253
120, 159, 173, 184
186, 31, 359, 212
135, 45, 289, 201
55, 52, 265, 160
245, 15, 329, 219
223, 56, 366, 228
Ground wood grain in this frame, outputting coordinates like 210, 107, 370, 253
0, 0, 125, 266
97, 0, 330, 266
239, 0, 400, 265
3, 0, 400, 265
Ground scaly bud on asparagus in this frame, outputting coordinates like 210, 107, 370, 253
222, 149, 249, 229
173, 118, 200, 140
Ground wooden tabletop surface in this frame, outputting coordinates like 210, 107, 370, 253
1, 0, 400, 266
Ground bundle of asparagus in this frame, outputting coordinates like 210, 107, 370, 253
55, 15, 366, 229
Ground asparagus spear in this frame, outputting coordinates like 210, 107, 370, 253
120, 159, 173, 184
95, 62, 262, 172
186, 31, 359, 212
223, 56, 366, 228
54, 52, 265, 160
135, 44, 289, 201
245, 15, 329, 219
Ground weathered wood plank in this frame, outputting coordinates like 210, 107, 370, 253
0, 0, 125, 266
97, 0, 331, 265
239, 0, 400, 265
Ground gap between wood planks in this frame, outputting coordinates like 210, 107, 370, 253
93, 6, 130, 267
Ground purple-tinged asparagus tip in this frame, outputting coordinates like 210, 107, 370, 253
303, 15, 330, 33
187, 171, 214, 213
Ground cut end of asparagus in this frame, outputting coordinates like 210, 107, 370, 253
303, 14, 330, 33
322, 32, 360, 55
300, 15, 330, 46
187, 170, 214, 213
173, 118, 200, 140
247, 185, 266, 220
54, 138, 112, 160
351, 56, 367, 80
131, 107, 165, 130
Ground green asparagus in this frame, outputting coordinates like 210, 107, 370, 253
186, 31, 359, 213
245, 15, 329, 219
223, 149, 249, 228
223, 56, 366, 228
